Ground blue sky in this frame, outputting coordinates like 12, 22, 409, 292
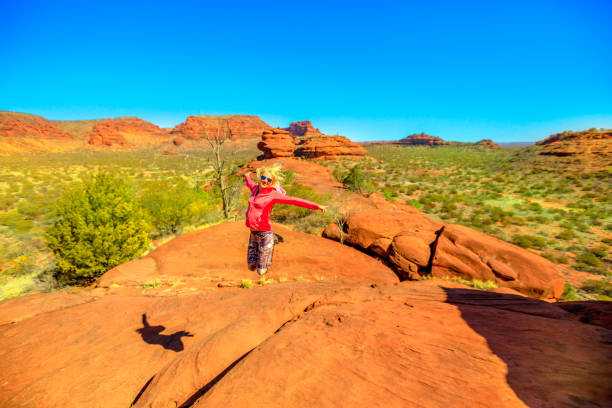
1, 0, 610, 142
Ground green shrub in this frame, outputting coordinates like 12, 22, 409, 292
342, 164, 374, 194
140, 179, 219, 238
240, 279, 253, 289
46, 172, 151, 285
576, 251, 601, 268
559, 282, 579, 301
591, 245, 608, 258
511, 234, 547, 250
581, 280, 612, 298
556, 229, 575, 240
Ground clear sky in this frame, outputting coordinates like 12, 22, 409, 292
1, 0, 610, 142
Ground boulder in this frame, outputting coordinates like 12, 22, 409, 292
294, 135, 368, 159
257, 128, 295, 159
324, 209, 565, 299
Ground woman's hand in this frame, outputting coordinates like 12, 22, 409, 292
319, 205, 328, 213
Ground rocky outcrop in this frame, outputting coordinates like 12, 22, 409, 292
294, 135, 368, 159
87, 118, 126, 146
113, 117, 167, 137
98, 221, 398, 289
170, 115, 271, 140
0, 111, 73, 139
1, 280, 610, 408
535, 128, 611, 157
323, 208, 565, 299
397, 132, 450, 146
474, 139, 499, 149
257, 128, 295, 159
284, 120, 323, 137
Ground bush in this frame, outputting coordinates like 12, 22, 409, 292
511, 234, 547, 250
140, 179, 219, 238
560, 282, 579, 301
46, 172, 151, 285
342, 164, 374, 194
581, 280, 612, 298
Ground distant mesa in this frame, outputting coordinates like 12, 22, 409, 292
473, 139, 499, 149
362, 132, 451, 147
283, 120, 323, 138
170, 115, 271, 140
534, 128, 612, 157
397, 132, 450, 146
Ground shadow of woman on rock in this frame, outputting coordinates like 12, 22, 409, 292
136, 313, 194, 352
442, 287, 612, 407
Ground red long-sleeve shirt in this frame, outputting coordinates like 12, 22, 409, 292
244, 174, 320, 231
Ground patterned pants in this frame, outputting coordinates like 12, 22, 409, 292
247, 230, 275, 275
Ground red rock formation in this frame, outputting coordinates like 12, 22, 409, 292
170, 115, 272, 140
323, 208, 565, 299
284, 120, 323, 137
113, 117, 167, 137
0, 111, 73, 139
535, 128, 611, 157
87, 118, 126, 146
294, 135, 368, 159
257, 128, 295, 159
1, 280, 610, 408
474, 139, 500, 149
98, 221, 398, 289
397, 132, 450, 146
172, 137, 185, 146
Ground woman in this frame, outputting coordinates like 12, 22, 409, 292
244, 164, 327, 276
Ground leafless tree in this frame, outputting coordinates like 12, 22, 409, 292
203, 119, 241, 219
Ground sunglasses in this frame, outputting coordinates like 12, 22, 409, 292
261, 175, 272, 182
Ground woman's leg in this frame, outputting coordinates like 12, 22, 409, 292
247, 231, 258, 271
256, 231, 275, 276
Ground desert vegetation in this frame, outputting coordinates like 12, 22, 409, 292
320, 144, 611, 299
1, 143, 610, 301
0, 147, 257, 299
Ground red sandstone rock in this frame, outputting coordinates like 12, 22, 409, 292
324, 209, 565, 299
474, 139, 500, 149
98, 221, 399, 289
397, 132, 450, 146
283, 120, 323, 137
0, 111, 73, 140
257, 128, 295, 158
87, 118, 126, 146
535, 128, 611, 157
2, 280, 609, 407
173, 137, 185, 146
170, 115, 272, 140
294, 135, 368, 159
113, 117, 167, 137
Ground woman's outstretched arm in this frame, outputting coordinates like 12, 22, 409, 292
244, 172, 258, 193
273, 195, 325, 211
